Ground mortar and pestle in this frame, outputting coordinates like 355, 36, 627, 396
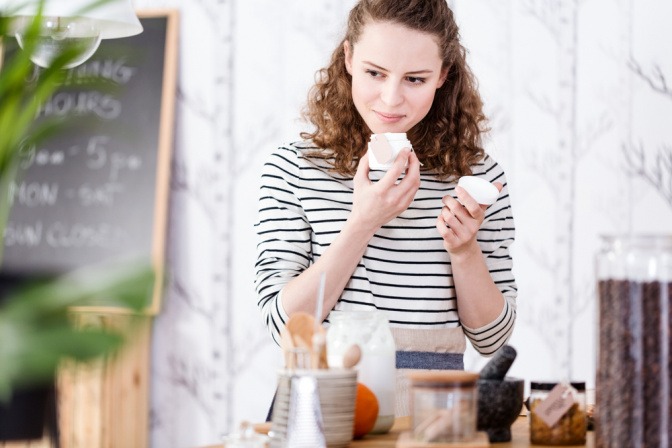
477, 345, 524, 443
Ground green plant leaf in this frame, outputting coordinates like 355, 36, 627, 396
0, 319, 129, 399
0, 0, 154, 402
0, 260, 154, 401
2, 260, 155, 321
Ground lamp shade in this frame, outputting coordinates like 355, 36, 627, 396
1, 0, 142, 39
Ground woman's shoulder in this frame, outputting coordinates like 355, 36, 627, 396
268, 140, 336, 170
268, 140, 325, 161
262, 141, 308, 170
263, 140, 342, 182
469, 152, 508, 181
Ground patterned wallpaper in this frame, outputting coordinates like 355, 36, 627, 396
130, 0, 672, 446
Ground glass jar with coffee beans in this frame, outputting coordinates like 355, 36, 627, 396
596, 235, 672, 448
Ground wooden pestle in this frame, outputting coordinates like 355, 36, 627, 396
479, 345, 517, 380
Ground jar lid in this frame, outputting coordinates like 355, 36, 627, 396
530, 381, 586, 391
407, 370, 479, 387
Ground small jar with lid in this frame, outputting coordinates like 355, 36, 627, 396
407, 370, 479, 443
529, 381, 587, 445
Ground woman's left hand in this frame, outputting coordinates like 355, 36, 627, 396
436, 183, 503, 256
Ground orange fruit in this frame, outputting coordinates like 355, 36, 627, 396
353, 382, 379, 439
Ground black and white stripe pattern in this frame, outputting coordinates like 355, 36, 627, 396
255, 141, 517, 356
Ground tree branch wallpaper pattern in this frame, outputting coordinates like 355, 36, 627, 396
129, 0, 672, 446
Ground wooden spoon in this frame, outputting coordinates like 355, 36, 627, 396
342, 343, 362, 369
292, 334, 312, 369
286, 312, 316, 350
286, 311, 330, 369
279, 327, 295, 369
311, 331, 329, 370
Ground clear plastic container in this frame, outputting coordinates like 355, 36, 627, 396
407, 370, 479, 443
221, 421, 269, 448
326, 310, 396, 433
595, 235, 672, 447
529, 381, 586, 445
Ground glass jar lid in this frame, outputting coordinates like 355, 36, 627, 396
530, 381, 586, 391
407, 371, 479, 388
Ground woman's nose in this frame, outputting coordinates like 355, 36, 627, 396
380, 81, 404, 107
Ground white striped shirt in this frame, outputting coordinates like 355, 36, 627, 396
255, 141, 517, 356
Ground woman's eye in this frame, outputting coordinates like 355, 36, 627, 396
365, 69, 382, 78
407, 76, 426, 84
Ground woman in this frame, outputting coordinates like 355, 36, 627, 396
255, 0, 516, 415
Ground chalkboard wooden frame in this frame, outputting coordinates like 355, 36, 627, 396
135, 9, 178, 315
0, 10, 179, 315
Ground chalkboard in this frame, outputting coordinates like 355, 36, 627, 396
0, 11, 179, 314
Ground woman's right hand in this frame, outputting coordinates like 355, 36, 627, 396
350, 147, 421, 235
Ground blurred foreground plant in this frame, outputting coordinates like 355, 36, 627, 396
0, 3, 78, 260
0, 261, 153, 400
0, 1, 155, 404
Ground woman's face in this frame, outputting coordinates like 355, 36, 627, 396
344, 21, 447, 135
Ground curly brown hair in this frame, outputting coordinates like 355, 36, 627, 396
300, 0, 488, 179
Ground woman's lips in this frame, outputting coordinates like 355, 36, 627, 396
375, 111, 405, 123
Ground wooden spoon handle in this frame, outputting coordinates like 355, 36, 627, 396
311, 332, 329, 369
280, 329, 295, 369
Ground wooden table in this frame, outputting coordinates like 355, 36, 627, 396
350, 416, 594, 447
207, 415, 594, 447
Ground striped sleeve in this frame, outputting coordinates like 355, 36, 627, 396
254, 146, 312, 345
462, 157, 517, 356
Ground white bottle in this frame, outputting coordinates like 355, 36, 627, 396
326, 310, 396, 434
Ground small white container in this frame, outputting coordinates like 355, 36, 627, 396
221, 422, 269, 448
457, 176, 499, 205
368, 133, 412, 170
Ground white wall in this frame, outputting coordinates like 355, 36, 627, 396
128, 1, 672, 446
